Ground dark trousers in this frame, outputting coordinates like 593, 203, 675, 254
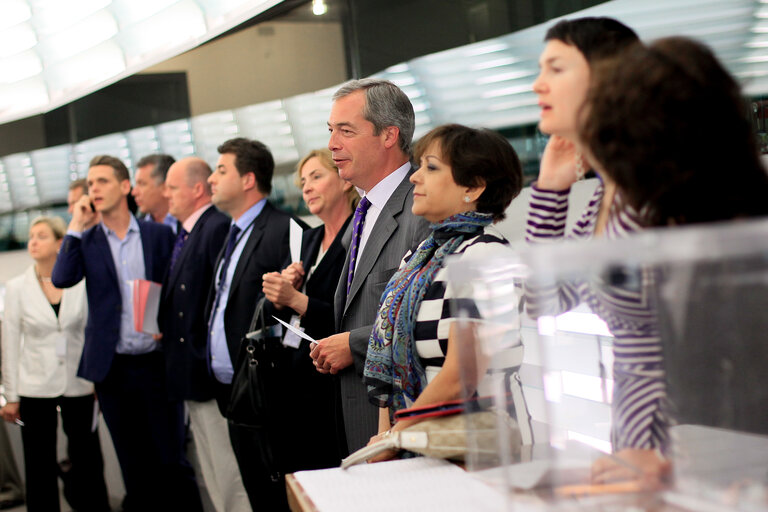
96, 352, 202, 512
213, 380, 289, 511
19, 394, 109, 512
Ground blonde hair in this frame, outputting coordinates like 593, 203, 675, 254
31, 216, 67, 240
295, 149, 359, 211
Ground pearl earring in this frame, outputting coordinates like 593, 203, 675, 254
463, 195, 471, 203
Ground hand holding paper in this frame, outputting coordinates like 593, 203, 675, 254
272, 316, 319, 345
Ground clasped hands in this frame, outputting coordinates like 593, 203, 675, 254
262, 262, 305, 311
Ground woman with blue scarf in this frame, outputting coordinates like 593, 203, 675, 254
363, 124, 523, 461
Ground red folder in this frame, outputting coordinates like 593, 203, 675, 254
131, 279, 162, 334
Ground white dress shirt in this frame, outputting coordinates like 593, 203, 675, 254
356, 162, 410, 258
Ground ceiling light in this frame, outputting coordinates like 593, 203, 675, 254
312, 0, 327, 16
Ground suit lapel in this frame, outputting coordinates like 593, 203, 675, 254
345, 170, 413, 312
139, 221, 154, 280
92, 227, 119, 287
165, 207, 212, 297
228, 203, 269, 299
312, 216, 351, 278
24, 267, 59, 328
301, 227, 323, 274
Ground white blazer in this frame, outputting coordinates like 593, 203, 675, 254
1, 265, 93, 401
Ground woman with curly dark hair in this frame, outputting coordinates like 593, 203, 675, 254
581, 37, 768, 226
529, 30, 768, 484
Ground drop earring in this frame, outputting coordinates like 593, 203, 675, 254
575, 152, 586, 181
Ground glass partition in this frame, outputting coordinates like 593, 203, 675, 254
448, 218, 768, 510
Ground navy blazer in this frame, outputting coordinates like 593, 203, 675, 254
158, 206, 230, 401
52, 219, 175, 383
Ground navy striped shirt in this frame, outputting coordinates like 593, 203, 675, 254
526, 182, 669, 451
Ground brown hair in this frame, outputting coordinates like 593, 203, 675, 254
295, 149, 359, 211
89, 155, 130, 182
580, 37, 768, 226
414, 124, 523, 221
217, 138, 274, 195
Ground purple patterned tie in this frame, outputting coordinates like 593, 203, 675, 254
169, 228, 188, 272
346, 197, 371, 295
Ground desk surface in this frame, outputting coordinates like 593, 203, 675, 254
286, 474, 318, 512
285, 460, 700, 512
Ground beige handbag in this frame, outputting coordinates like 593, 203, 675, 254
341, 407, 522, 469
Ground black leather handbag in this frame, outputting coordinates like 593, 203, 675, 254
226, 297, 286, 428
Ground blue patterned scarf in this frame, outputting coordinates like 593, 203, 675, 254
364, 211, 493, 417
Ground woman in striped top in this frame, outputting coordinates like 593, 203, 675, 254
363, 124, 524, 462
526, 17, 670, 480
530, 23, 768, 482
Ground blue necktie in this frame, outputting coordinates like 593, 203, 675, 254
218, 224, 242, 285
169, 228, 188, 272
346, 197, 371, 295
207, 224, 242, 361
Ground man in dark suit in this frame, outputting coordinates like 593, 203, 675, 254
158, 156, 249, 511
52, 155, 202, 512
311, 79, 431, 454
206, 138, 304, 510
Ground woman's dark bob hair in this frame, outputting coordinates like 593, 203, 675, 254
414, 124, 523, 221
545, 17, 639, 63
581, 37, 768, 226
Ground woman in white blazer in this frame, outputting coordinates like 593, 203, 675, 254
1, 216, 109, 512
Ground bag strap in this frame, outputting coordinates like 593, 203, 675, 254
245, 296, 268, 340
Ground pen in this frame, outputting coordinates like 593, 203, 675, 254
14, 419, 24, 427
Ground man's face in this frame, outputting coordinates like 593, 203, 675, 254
209, 153, 246, 215
327, 90, 388, 192
67, 187, 84, 214
164, 163, 196, 222
131, 164, 167, 216
87, 165, 129, 214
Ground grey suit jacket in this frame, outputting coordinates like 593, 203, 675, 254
334, 167, 431, 453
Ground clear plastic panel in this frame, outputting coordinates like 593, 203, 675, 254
447, 218, 768, 510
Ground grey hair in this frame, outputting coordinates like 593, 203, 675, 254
136, 154, 175, 184
332, 78, 415, 155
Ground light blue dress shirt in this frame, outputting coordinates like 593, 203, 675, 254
209, 199, 266, 384
66, 216, 156, 354
103, 216, 157, 354
143, 212, 178, 234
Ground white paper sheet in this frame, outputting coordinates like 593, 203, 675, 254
293, 457, 509, 512
272, 315, 318, 344
290, 219, 302, 263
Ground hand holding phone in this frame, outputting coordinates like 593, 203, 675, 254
68, 194, 97, 232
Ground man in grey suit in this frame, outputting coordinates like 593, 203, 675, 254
311, 78, 430, 454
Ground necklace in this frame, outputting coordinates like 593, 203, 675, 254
35, 268, 52, 283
